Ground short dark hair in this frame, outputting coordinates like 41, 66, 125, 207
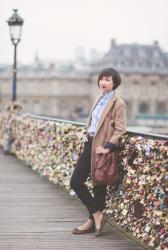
98, 68, 121, 90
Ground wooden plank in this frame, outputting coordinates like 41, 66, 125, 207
0, 149, 145, 250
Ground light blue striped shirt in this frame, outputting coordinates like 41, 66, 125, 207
88, 90, 115, 136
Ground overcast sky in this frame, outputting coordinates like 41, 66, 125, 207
1, 0, 168, 64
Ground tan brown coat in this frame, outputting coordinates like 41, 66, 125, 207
86, 94, 127, 186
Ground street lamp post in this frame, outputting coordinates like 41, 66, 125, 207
7, 9, 24, 101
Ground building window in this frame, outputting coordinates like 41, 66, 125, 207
151, 81, 156, 86
153, 50, 160, 59
59, 100, 67, 110
125, 101, 132, 117
139, 102, 149, 113
141, 80, 148, 96
23, 99, 28, 104
156, 102, 167, 114
158, 81, 166, 98
123, 81, 131, 98
75, 106, 83, 114
33, 100, 40, 114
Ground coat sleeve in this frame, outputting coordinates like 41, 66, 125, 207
104, 101, 127, 150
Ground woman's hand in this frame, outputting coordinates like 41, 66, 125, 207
96, 146, 110, 154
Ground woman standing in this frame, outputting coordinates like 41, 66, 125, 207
70, 68, 127, 236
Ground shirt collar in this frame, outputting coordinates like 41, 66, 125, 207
102, 90, 115, 100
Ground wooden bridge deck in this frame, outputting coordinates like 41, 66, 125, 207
0, 149, 145, 250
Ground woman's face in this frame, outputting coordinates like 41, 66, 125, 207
99, 75, 114, 93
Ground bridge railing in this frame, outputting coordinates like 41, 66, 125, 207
0, 110, 167, 250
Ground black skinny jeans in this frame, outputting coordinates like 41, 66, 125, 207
70, 136, 107, 220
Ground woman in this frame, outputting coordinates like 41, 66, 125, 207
70, 68, 127, 236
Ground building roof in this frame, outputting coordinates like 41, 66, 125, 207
91, 40, 168, 75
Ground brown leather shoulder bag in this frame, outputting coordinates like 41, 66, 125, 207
95, 151, 119, 185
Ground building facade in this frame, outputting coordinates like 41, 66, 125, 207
0, 40, 168, 132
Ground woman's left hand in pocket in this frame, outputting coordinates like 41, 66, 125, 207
96, 146, 110, 154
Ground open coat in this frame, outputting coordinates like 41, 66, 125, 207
86, 94, 127, 186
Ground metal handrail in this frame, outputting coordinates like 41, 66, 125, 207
27, 113, 86, 126
127, 130, 168, 140
27, 113, 168, 140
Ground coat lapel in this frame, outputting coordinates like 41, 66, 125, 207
94, 94, 118, 136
